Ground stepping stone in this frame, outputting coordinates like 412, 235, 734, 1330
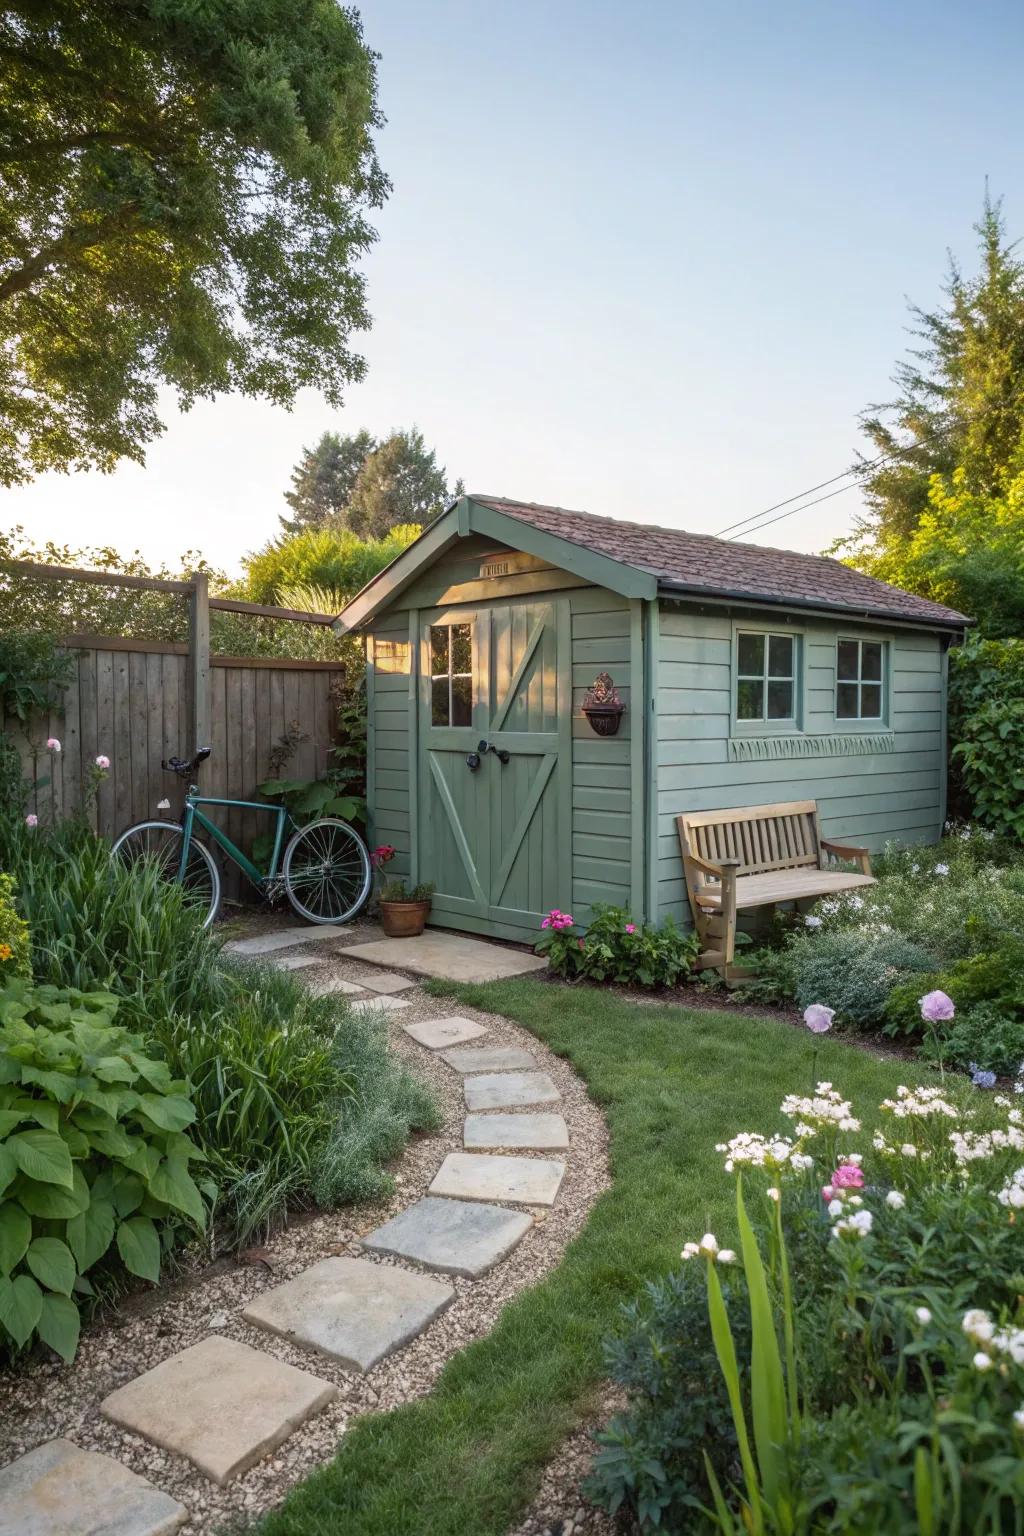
464, 1112, 570, 1150
350, 994, 412, 1014
242, 1256, 453, 1372
361, 1197, 533, 1278
308, 976, 365, 996
223, 925, 345, 957
343, 932, 547, 983
464, 1071, 561, 1111
271, 951, 320, 972
429, 1152, 566, 1206
100, 1334, 336, 1486
0, 1438, 186, 1536
403, 1015, 489, 1049
440, 1046, 537, 1075
357, 970, 416, 995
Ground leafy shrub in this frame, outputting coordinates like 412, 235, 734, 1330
0, 980, 206, 1363
0, 631, 75, 723
884, 935, 1024, 1041
0, 875, 30, 981
949, 635, 1024, 840
585, 1265, 751, 1529
536, 904, 699, 989
378, 877, 434, 903
918, 1003, 1024, 1078
785, 927, 938, 1027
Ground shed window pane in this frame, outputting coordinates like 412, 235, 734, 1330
837, 640, 859, 681
737, 679, 764, 720
836, 682, 859, 719
451, 624, 471, 675
862, 642, 883, 681
767, 680, 794, 719
430, 622, 474, 727
431, 677, 450, 726
737, 632, 764, 675
451, 673, 472, 726
768, 634, 793, 678
860, 682, 882, 718
430, 627, 449, 674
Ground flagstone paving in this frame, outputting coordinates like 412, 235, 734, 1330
440, 1044, 537, 1074
464, 1070, 562, 1111
463, 1112, 570, 1150
0, 940, 590, 1531
429, 1152, 567, 1207
361, 1197, 534, 1278
243, 1256, 454, 1372
403, 1014, 490, 1048
0, 1438, 186, 1536
100, 1335, 336, 1486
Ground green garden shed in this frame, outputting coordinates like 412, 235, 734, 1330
335, 495, 970, 944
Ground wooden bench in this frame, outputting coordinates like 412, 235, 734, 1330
676, 800, 875, 979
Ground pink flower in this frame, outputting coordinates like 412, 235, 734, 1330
540, 916, 552, 930
803, 1003, 835, 1034
831, 1164, 865, 1190
920, 990, 955, 1023
625, 923, 637, 934
46, 737, 61, 753
95, 754, 110, 770
371, 843, 396, 869
821, 1185, 834, 1202
24, 813, 38, 828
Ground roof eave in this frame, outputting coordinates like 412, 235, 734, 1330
655, 578, 972, 632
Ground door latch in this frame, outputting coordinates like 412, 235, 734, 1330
466, 751, 481, 772
478, 740, 510, 765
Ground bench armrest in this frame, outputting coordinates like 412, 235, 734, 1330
820, 837, 872, 875
684, 852, 742, 879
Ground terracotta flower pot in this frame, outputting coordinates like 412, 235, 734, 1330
379, 899, 431, 938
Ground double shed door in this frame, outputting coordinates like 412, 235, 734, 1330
418, 598, 571, 937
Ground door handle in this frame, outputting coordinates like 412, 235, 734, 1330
478, 740, 510, 765
466, 751, 481, 772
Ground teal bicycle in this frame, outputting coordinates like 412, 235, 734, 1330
112, 747, 372, 930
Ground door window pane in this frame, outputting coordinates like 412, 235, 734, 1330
430, 622, 474, 726
835, 639, 887, 721
736, 631, 797, 724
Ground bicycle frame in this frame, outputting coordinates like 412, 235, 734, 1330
177, 788, 292, 890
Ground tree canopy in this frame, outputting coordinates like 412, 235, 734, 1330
840, 196, 1024, 633
281, 425, 461, 537
0, 1, 387, 486
240, 522, 421, 607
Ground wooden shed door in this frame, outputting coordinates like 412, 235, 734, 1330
418, 599, 570, 937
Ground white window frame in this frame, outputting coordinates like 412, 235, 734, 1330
730, 623, 805, 736
835, 635, 890, 725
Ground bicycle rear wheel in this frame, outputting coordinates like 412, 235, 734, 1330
111, 820, 221, 929
282, 817, 372, 925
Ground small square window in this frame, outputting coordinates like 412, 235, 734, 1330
735, 631, 797, 726
835, 639, 887, 722
430, 622, 473, 727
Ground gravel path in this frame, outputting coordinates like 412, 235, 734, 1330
0, 936, 611, 1534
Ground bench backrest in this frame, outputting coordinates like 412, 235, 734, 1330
678, 800, 823, 879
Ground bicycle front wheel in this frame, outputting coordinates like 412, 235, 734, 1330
282, 818, 372, 925
111, 820, 221, 929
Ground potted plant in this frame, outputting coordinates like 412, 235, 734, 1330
377, 876, 435, 937
371, 844, 434, 937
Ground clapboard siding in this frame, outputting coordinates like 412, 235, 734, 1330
653, 603, 946, 923
367, 616, 412, 878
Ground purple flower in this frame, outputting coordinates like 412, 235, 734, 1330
803, 1003, 835, 1034
970, 1064, 997, 1089
920, 990, 955, 1024
24, 813, 38, 829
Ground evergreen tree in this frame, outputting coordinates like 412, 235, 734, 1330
281, 429, 376, 534
843, 195, 1024, 569
345, 428, 462, 538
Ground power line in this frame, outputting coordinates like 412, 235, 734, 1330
714, 417, 960, 542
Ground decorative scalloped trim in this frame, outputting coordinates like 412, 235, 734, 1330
727, 732, 896, 763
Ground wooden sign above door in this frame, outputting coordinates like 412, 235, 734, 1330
478, 551, 551, 580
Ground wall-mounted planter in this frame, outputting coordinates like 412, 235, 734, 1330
581, 672, 626, 737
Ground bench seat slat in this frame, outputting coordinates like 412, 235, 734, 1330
695, 868, 875, 910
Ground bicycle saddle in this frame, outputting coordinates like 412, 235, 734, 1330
161, 746, 212, 776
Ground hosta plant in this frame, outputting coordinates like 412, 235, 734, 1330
0, 980, 207, 1363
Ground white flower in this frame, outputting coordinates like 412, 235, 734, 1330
790, 1154, 813, 1172
973, 1351, 994, 1372
935, 862, 950, 875
828, 1199, 844, 1217
900, 1143, 918, 1158
804, 914, 822, 928
683, 1232, 731, 1263
886, 1190, 906, 1210
832, 1209, 873, 1239
767, 1187, 780, 1202
997, 1168, 1024, 1209
963, 1309, 995, 1344
915, 1307, 932, 1325
681, 1242, 700, 1259
717, 1249, 737, 1265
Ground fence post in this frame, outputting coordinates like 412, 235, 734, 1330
189, 574, 211, 764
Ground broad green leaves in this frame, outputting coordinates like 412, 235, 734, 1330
0, 979, 205, 1360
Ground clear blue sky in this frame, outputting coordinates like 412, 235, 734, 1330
5, 0, 1023, 573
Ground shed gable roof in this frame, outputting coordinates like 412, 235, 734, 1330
335, 494, 971, 631
473, 497, 971, 628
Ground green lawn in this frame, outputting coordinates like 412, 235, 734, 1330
258, 979, 928, 1536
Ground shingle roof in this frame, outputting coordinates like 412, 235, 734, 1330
473, 496, 971, 629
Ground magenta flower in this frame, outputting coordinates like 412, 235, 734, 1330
803, 1003, 835, 1034
821, 1184, 834, 1202
625, 923, 637, 935
25, 813, 38, 829
46, 737, 61, 753
920, 990, 955, 1024
831, 1164, 865, 1190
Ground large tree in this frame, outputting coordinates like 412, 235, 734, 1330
281, 428, 376, 534
345, 427, 461, 538
0, 1, 387, 486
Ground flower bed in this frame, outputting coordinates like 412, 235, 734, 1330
590, 1046, 1024, 1532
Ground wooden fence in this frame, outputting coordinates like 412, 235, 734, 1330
4, 562, 349, 899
